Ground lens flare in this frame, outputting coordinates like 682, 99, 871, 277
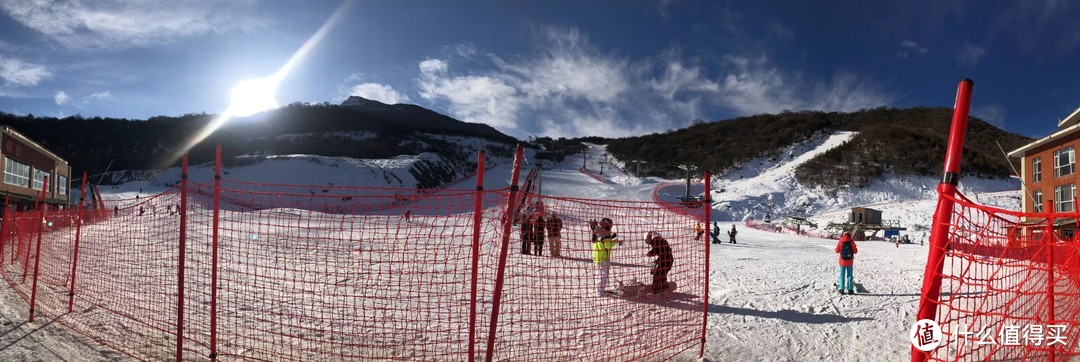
163, 1, 355, 169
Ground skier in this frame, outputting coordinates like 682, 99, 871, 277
547, 213, 563, 257
645, 231, 674, 294
589, 218, 621, 297
533, 215, 546, 256
693, 223, 704, 240
710, 222, 722, 244
727, 225, 738, 244
835, 232, 858, 294
520, 215, 534, 255
404, 210, 411, 222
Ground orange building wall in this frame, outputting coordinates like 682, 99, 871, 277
1024, 139, 1080, 213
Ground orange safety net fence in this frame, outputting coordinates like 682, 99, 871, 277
920, 191, 1080, 361
0, 165, 707, 361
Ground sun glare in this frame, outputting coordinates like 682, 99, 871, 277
226, 77, 280, 118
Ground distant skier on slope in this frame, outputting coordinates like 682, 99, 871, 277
835, 232, 858, 295
727, 225, 738, 244
693, 223, 704, 240
710, 222, 722, 244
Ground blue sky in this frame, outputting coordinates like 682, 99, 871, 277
0, 0, 1078, 140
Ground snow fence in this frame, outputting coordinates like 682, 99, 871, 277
0, 149, 708, 361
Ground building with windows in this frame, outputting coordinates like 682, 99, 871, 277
0, 127, 71, 211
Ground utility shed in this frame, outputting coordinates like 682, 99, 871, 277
850, 207, 882, 225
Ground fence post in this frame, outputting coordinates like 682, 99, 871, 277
912, 79, 973, 362
468, 150, 486, 362
23, 202, 37, 282
29, 176, 49, 322
1045, 199, 1056, 360
178, 155, 189, 361
699, 171, 711, 358
67, 172, 89, 313
484, 144, 524, 362
0, 194, 8, 264
211, 145, 221, 361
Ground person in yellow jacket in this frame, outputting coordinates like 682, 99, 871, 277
693, 222, 704, 240
589, 217, 621, 297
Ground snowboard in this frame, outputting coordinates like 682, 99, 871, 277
615, 280, 678, 298
833, 282, 869, 294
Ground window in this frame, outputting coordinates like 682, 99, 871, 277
1033, 190, 1043, 213
31, 169, 47, 191
1033, 157, 1042, 183
57, 175, 67, 195
1055, 184, 1076, 213
1055, 147, 1075, 177
4, 159, 29, 187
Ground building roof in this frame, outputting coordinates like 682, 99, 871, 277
1008, 121, 1080, 158
0, 126, 69, 165
1058, 106, 1080, 128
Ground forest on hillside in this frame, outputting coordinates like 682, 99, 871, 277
603, 107, 1033, 188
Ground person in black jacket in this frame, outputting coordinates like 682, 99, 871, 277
521, 216, 534, 254
646, 231, 674, 294
533, 215, 546, 256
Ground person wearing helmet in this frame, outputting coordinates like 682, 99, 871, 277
646, 231, 673, 294
589, 217, 621, 297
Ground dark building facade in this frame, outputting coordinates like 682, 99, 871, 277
0, 127, 72, 211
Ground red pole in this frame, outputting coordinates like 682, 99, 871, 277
467, 150, 486, 362
22, 212, 34, 282
211, 145, 221, 361
24, 176, 49, 283
177, 155, 189, 361
1045, 199, 1056, 361
0, 194, 8, 264
912, 79, 973, 362
29, 176, 49, 322
67, 172, 89, 313
699, 171, 711, 358
484, 144, 524, 362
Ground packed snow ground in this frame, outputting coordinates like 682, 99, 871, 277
0, 133, 1023, 361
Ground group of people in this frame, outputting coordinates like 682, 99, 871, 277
698, 222, 737, 244
520, 212, 563, 257
588, 218, 674, 297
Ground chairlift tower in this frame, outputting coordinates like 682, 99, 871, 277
677, 163, 698, 201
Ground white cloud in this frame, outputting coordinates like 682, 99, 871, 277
954, 44, 986, 66
0, 0, 262, 49
418, 60, 522, 130
715, 55, 891, 115
0, 55, 51, 86
414, 27, 892, 139
973, 104, 1007, 129
417, 28, 672, 138
88, 91, 112, 100
54, 90, 69, 105
768, 22, 794, 40
898, 40, 929, 58
348, 83, 410, 105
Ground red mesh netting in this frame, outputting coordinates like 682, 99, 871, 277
0, 170, 707, 361
921, 191, 1080, 361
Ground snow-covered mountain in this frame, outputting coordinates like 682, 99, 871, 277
701, 130, 1020, 225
